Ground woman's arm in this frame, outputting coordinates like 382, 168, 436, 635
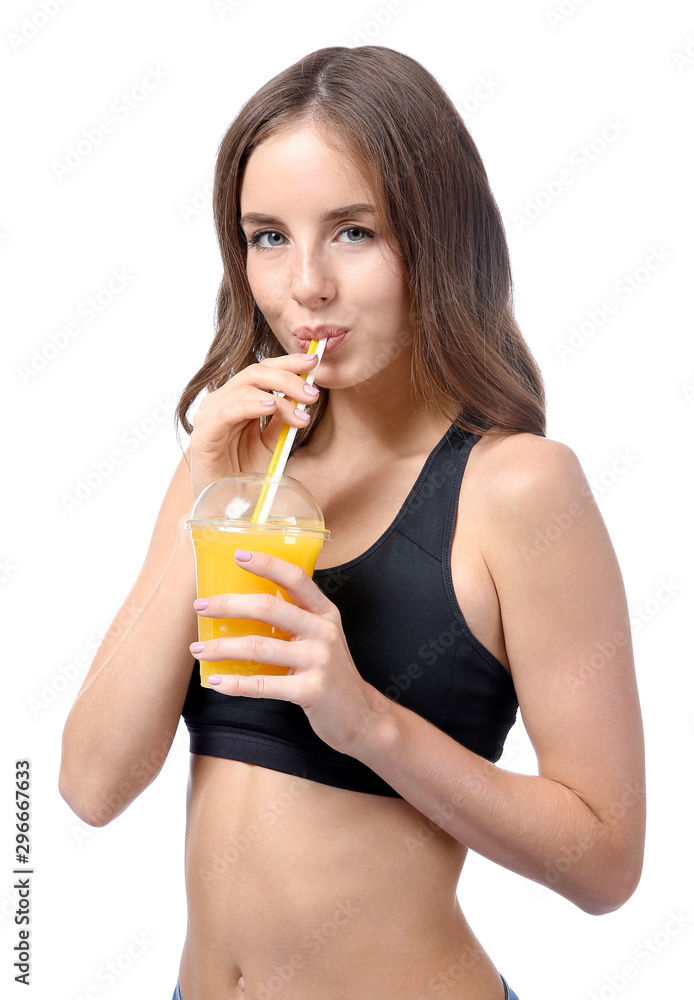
197, 435, 645, 915
356, 434, 646, 914
59, 453, 197, 826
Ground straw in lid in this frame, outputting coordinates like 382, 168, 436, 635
186, 474, 329, 539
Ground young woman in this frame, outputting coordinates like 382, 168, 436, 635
60, 46, 646, 1000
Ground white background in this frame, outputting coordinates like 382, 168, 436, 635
2, 1, 693, 998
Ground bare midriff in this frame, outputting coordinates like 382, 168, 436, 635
178, 755, 507, 1000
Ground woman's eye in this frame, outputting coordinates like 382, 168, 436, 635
248, 230, 286, 249
247, 226, 374, 249
337, 227, 372, 243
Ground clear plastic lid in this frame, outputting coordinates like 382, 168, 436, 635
185, 474, 329, 538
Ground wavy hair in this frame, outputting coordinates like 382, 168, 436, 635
175, 45, 545, 446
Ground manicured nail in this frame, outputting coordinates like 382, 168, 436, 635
235, 549, 252, 562
295, 408, 310, 421
301, 353, 316, 360
261, 399, 276, 407
304, 384, 319, 396
194, 598, 209, 611
208, 675, 222, 685
190, 641, 205, 653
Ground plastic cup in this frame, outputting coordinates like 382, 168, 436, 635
186, 475, 330, 687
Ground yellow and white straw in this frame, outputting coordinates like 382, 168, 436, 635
251, 337, 327, 523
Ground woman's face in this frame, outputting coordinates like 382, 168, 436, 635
238, 124, 413, 391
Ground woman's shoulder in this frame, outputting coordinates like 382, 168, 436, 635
464, 429, 591, 523
460, 428, 609, 592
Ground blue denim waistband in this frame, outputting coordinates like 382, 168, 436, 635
501, 973, 521, 1000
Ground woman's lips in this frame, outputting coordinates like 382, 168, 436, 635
293, 331, 349, 354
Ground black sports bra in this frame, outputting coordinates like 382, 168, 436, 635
181, 424, 519, 797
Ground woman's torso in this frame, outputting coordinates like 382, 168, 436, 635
179, 425, 513, 1000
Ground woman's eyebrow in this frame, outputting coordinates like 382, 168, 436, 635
239, 203, 376, 227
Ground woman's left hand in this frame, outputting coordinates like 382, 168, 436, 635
189, 549, 386, 757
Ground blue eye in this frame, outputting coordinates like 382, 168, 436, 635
337, 227, 372, 243
245, 225, 375, 251
247, 230, 285, 249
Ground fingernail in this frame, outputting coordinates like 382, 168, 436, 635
208, 675, 222, 685
295, 408, 310, 421
194, 598, 209, 611
261, 399, 276, 407
304, 384, 319, 396
235, 549, 252, 562
190, 641, 205, 653
301, 353, 316, 360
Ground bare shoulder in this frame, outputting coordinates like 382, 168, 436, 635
465, 430, 592, 524
470, 430, 584, 491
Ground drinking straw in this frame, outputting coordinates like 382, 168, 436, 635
251, 337, 327, 523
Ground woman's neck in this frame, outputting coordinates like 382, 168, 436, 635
307, 362, 454, 462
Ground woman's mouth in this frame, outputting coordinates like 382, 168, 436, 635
292, 327, 349, 354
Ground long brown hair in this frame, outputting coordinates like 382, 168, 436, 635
174, 45, 546, 446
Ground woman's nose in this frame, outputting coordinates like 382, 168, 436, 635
290, 249, 336, 307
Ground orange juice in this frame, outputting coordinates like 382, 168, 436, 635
191, 525, 324, 686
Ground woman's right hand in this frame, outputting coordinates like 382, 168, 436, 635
188, 351, 320, 501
